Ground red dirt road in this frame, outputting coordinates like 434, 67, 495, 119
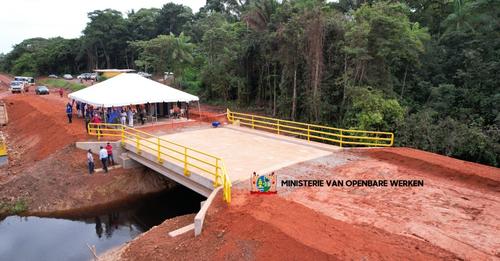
279, 148, 500, 260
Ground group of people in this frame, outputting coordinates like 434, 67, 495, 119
87, 142, 115, 174
65, 100, 149, 131
66, 100, 155, 128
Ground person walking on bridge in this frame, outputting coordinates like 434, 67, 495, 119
99, 146, 108, 173
87, 149, 95, 174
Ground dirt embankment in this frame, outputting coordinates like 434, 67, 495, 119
0, 89, 174, 217
278, 148, 500, 260
109, 190, 456, 260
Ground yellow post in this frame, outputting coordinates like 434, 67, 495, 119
226, 109, 231, 122
252, 115, 254, 129
277, 120, 280, 135
136, 134, 141, 154
157, 137, 162, 163
214, 159, 220, 187
340, 130, 343, 147
307, 125, 310, 141
121, 125, 125, 146
183, 147, 189, 176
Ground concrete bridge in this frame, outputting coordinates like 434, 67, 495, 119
83, 110, 393, 203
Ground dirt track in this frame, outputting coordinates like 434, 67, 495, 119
277, 148, 500, 260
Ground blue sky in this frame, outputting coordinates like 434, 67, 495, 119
0, 0, 204, 54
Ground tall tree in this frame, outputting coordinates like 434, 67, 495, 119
82, 9, 130, 69
156, 3, 194, 36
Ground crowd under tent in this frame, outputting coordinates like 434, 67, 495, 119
68, 73, 200, 122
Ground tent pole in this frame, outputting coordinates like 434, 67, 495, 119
103, 105, 107, 123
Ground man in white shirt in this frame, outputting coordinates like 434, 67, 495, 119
99, 146, 108, 173
87, 149, 94, 174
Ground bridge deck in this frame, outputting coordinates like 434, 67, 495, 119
124, 125, 336, 195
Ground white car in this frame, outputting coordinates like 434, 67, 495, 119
9, 81, 25, 93
63, 74, 73, 80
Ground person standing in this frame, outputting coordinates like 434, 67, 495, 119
99, 146, 108, 173
59, 88, 64, 98
92, 113, 103, 136
105, 142, 115, 166
84, 106, 90, 132
120, 109, 127, 125
66, 102, 73, 123
127, 108, 134, 127
139, 107, 145, 125
87, 149, 95, 174
76, 102, 80, 118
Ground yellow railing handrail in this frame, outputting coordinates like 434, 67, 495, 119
87, 123, 231, 203
227, 109, 394, 147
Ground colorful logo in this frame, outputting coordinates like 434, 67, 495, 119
251, 171, 277, 194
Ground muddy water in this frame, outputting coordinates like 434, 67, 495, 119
0, 185, 205, 261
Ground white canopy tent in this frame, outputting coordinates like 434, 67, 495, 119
68, 73, 200, 123
69, 73, 199, 107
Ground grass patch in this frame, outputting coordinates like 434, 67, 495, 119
0, 199, 28, 216
39, 78, 86, 91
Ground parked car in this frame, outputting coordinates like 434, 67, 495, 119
35, 86, 50, 95
138, 71, 152, 78
48, 74, 58, 79
9, 81, 25, 93
63, 74, 73, 80
77, 73, 91, 80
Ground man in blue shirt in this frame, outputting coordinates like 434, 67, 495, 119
66, 102, 73, 123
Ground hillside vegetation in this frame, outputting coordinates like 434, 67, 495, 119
0, 0, 498, 166
39, 79, 86, 91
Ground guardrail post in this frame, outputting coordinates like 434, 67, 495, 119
136, 134, 141, 154
183, 147, 189, 176
251, 115, 254, 129
157, 138, 163, 164
277, 120, 280, 135
340, 130, 343, 148
121, 126, 125, 146
307, 125, 310, 141
214, 159, 220, 187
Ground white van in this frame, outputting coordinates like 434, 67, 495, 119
13, 76, 34, 92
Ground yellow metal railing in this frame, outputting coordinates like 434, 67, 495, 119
227, 109, 394, 147
87, 123, 232, 203
0, 136, 7, 156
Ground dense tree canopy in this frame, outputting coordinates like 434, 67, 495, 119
0, 0, 498, 166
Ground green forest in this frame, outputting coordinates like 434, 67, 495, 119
0, 0, 498, 167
